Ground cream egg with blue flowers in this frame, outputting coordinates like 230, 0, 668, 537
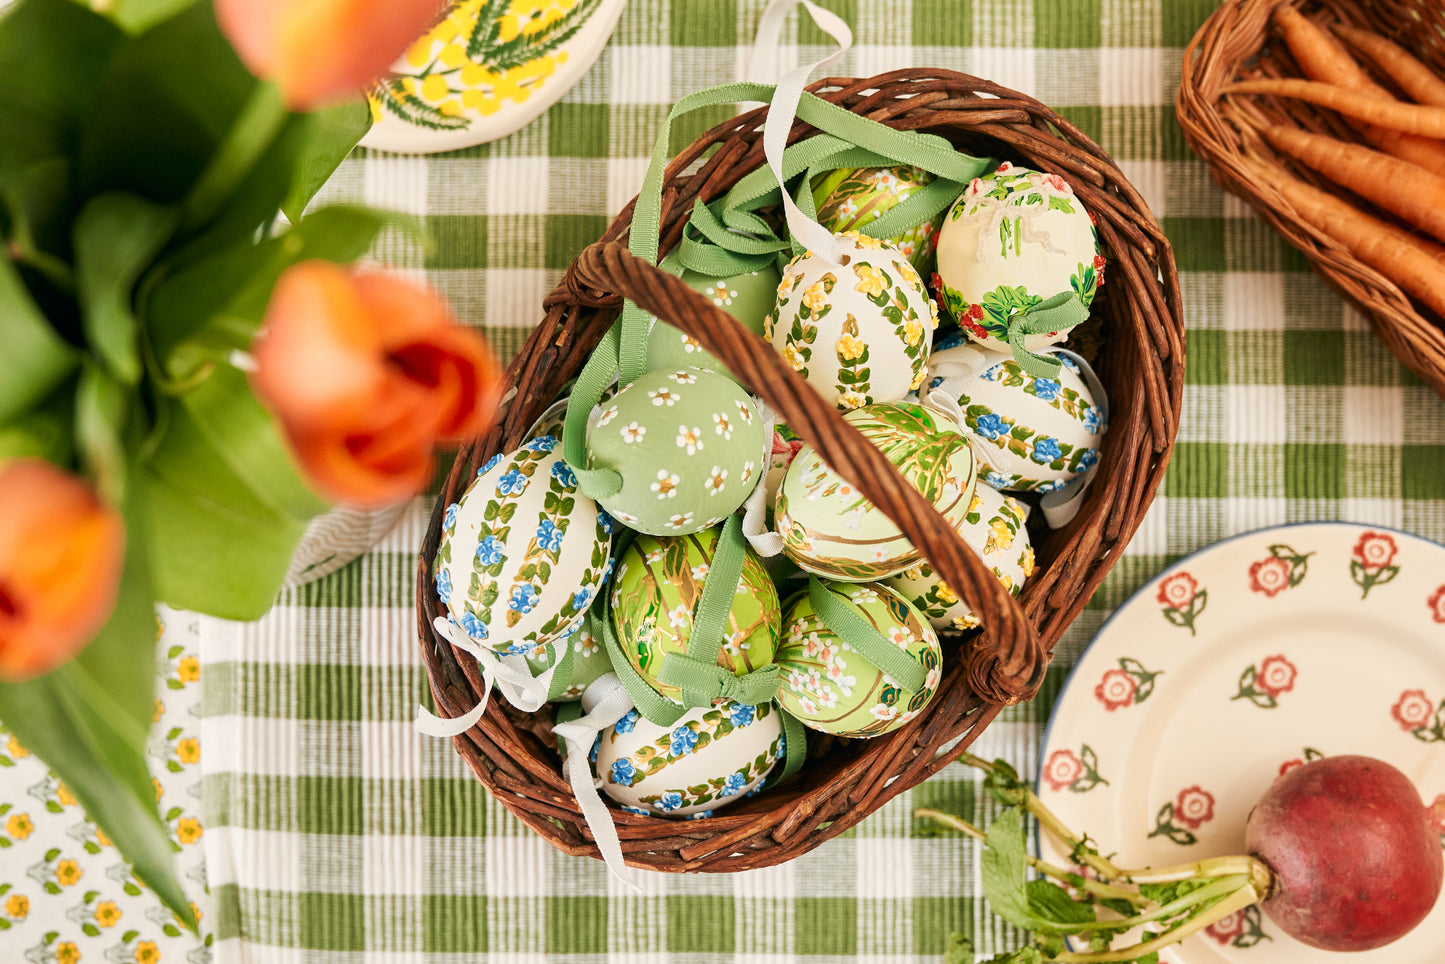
592, 700, 783, 817
433, 436, 613, 656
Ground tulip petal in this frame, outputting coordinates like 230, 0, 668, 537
250, 260, 387, 431
0, 460, 125, 682
273, 0, 446, 109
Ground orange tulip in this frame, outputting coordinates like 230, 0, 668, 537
250, 261, 502, 507
213, 0, 444, 110
0, 460, 126, 682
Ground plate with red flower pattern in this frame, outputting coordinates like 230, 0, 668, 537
1036, 522, 1445, 964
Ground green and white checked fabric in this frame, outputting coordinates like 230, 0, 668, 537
10, 0, 1445, 960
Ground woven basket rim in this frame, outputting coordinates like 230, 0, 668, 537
1176, 0, 1445, 399
414, 67, 1186, 873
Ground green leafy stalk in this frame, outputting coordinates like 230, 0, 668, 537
923, 757, 1277, 963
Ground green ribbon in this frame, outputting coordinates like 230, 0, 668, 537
1007, 291, 1091, 379
656, 516, 782, 708
561, 324, 624, 501
543, 627, 580, 703
766, 708, 808, 788
614, 81, 997, 371
806, 576, 926, 694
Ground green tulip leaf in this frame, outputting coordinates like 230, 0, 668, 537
281, 101, 373, 224
75, 362, 132, 506
180, 363, 330, 523
145, 204, 403, 366
0, 255, 77, 423
0, 388, 75, 465
78, 2, 256, 207
135, 401, 304, 618
0, 0, 121, 248
74, 193, 177, 385
108, 0, 199, 33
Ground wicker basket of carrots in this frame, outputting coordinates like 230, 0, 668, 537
1178, 0, 1445, 399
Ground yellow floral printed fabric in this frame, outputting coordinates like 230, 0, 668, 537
0, 607, 211, 961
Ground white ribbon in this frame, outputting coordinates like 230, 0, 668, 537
415, 618, 563, 738
754, 0, 853, 266
552, 673, 642, 891
924, 383, 1017, 475
1037, 348, 1110, 529
741, 400, 785, 557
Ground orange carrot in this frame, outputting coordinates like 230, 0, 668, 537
1271, 6, 1445, 177
1274, 6, 1380, 91
1222, 79, 1445, 136
1245, 159, 1445, 317
1261, 126, 1445, 243
1334, 25, 1445, 108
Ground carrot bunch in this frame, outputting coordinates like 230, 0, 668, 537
1224, 4, 1445, 319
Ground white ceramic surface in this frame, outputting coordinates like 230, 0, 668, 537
362, 0, 627, 154
1037, 522, 1445, 963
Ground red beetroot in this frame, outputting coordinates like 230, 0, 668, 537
1245, 754, 1444, 951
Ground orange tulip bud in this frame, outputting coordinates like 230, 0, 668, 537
250, 261, 502, 507
0, 460, 126, 682
213, 0, 444, 110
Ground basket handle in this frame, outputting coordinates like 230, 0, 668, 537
564, 240, 1049, 706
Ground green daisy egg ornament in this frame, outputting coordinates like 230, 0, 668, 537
585, 367, 766, 536
883, 484, 1035, 632
811, 165, 944, 272
523, 619, 614, 702
434, 436, 614, 656
929, 351, 1104, 493
593, 700, 784, 816
774, 401, 977, 581
765, 231, 937, 411
646, 256, 782, 384
775, 581, 942, 738
610, 527, 780, 703
935, 163, 1102, 355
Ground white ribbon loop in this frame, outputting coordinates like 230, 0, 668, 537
552, 674, 642, 891
743, 400, 786, 558
415, 617, 564, 736
757, 0, 853, 266
924, 383, 1017, 475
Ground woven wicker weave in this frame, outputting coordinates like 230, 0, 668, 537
1178, 0, 1445, 398
415, 69, 1185, 872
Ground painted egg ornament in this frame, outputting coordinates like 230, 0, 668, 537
584, 367, 766, 536
883, 484, 1034, 632
765, 231, 937, 411
774, 401, 977, 581
594, 700, 784, 816
434, 437, 613, 655
811, 165, 944, 272
931, 351, 1104, 493
934, 163, 1103, 355
646, 257, 782, 383
524, 397, 568, 443
610, 527, 780, 703
775, 581, 942, 737
523, 619, 613, 702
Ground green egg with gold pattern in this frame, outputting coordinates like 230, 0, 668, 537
775, 580, 942, 738
811, 165, 944, 273
609, 525, 780, 704
774, 401, 976, 581
645, 254, 782, 385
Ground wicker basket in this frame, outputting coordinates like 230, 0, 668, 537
415, 69, 1185, 872
1178, 0, 1445, 398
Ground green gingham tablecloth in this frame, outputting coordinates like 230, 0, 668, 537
7, 0, 1445, 960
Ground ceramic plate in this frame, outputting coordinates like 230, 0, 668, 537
362, 0, 626, 154
1037, 522, 1445, 963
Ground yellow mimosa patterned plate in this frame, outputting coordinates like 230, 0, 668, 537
362, 0, 626, 154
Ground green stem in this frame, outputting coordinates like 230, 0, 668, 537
1047, 883, 1262, 963
960, 753, 1128, 882
1112, 855, 1265, 885
913, 810, 1149, 909
181, 81, 290, 233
